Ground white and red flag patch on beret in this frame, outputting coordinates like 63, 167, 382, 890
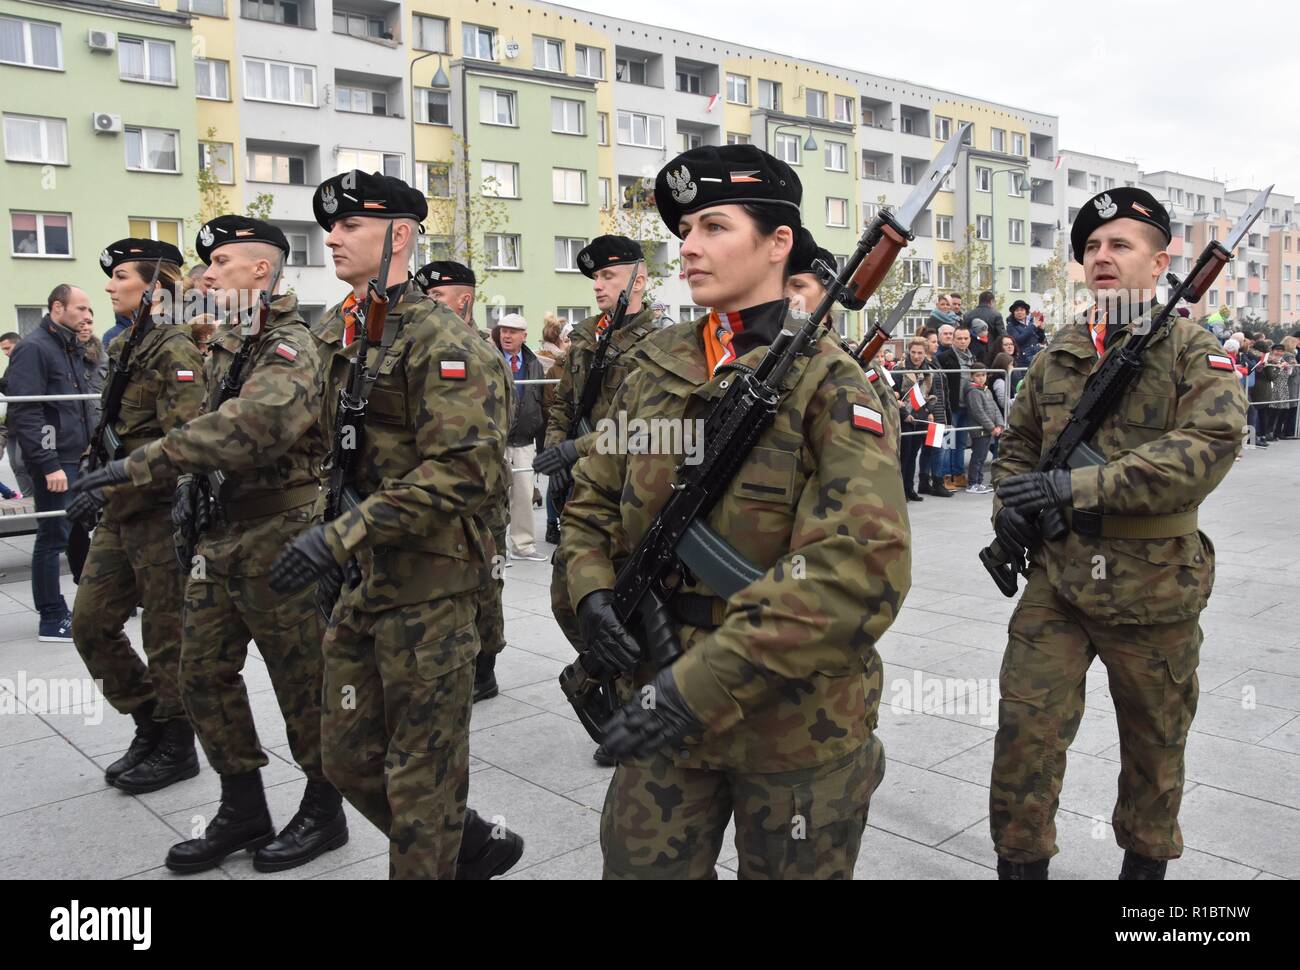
440, 360, 467, 380
852, 403, 883, 435
1206, 353, 1235, 372
176, 369, 195, 382
274, 343, 298, 361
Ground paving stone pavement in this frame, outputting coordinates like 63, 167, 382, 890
0, 442, 1296, 880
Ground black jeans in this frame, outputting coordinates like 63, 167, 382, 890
31, 460, 77, 622
900, 424, 924, 494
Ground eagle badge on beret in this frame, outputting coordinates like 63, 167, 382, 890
666, 166, 697, 205
1094, 193, 1117, 219
579, 251, 595, 270
99, 249, 112, 268
198, 224, 215, 248
321, 185, 339, 215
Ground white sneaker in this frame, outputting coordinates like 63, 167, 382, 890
509, 549, 548, 562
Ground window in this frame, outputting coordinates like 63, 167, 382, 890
935, 215, 952, 241
338, 149, 402, 179
1012, 133, 1025, 156
575, 45, 604, 79
1009, 267, 1024, 291
480, 88, 516, 126
978, 264, 993, 289
553, 307, 586, 326
1285, 294, 1292, 312
901, 258, 931, 285
615, 57, 646, 84
125, 126, 179, 173
1009, 219, 1024, 244
676, 306, 706, 323
194, 58, 230, 100
976, 215, 992, 240
244, 58, 316, 106
551, 98, 585, 135
415, 162, 451, 198
901, 161, 916, 185
553, 168, 586, 204
726, 74, 749, 104
0, 16, 61, 69
416, 235, 452, 265
976, 167, 992, 192
182, 0, 228, 14
934, 116, 951, 141
936, 264, 951, 289
826, 197, 848, 228
1088, 174, 1100, 193
834, 94, 853, 125
11, 211, 70, 257
1207, 290, 1218, 308
282, 231, 308, 266
598, 177, 611, 209
3, 114, 66, 164
1008, 173, 1025, 197
127, 217, 182, 246
959, 121, 973, 145
534, 36, 563, 72
242, 1, 304, 26
941, 171, 954, 192
758, 79, 781, 111
990, 128, 1005, 153
680, 131, 703, 152
773, 133, 801, 165
616, 111, 664, 148
415, 88, 450, 125
1285, 264, 1293, 282
1225, 290, 1234, 307
1285, 237, 1292, 252
597, 112, 609, 146
555, 236, 586, 271
482, 160, 518, 198
247, 151, 305, 184
806, 89, 827, 119
336, 85, 387, 116
333, 11, 385, 38
198, 141, 233, 183
484, 233, 521, 270
726, 132, 750, 146
676, 71, 702, 95
1102, 177, 1115, 190
119, 36, 175, 85
15, 306, 44, 334
462, 24, 495, 60
486, 304, 524, 326
824, 141, 847, 172
413, 14, 448, 53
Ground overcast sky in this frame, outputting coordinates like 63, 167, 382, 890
568, 0, 1298, 197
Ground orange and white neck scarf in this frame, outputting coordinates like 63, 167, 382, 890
1088, 308, 1108, 358
702, 310, 743, 376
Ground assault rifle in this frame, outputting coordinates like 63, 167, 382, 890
568, 259, 642, 439
979, 184, 1273, 597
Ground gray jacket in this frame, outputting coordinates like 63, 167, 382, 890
964, 382, 1005, 439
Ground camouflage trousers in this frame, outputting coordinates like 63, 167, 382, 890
475, 504, 507, 659
180, 568, 325, 779
991, 569, 1201, 863
320, 594, 477, 880
601, 736, 886, 880
71, 510, 186, 723
550, 545, 583, 651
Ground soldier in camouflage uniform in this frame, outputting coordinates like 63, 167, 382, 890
415, 259, 511, 702
989, 188, 1247, 880
67, 239, 206, 796
563, 145, 911, 879
268, 171, 523, 880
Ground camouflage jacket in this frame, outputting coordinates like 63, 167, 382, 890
564, 303, 912, 773
543, 306, 658, 456
102, 316, 206, 521
126, 294, 325, 575
311, 286, 509, 610
992, 310, 1247, 625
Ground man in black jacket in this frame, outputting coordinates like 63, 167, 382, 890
963, 290, 1005, 349
6, 284, 94, 640
496, 314, 547, 561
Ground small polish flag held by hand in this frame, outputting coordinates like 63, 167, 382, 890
907, 383, 926, 410
705, 93, 720, 112
925, 421, 945, 447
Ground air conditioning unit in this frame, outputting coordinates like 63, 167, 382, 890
87, 28, 116, 53
92, 112, 123, 135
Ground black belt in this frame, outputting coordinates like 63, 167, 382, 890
668, 593, 727, 630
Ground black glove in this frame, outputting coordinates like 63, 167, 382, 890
600, 666, 702, 761
993, 506, 1041, 559
533, 441, 578, 490
171, 474, 209, 534
997, 469, 1073, 517
314, 565, 344, 621
577, 589, 643, 674
67, 458, 128, 530
268, 525, 338, 594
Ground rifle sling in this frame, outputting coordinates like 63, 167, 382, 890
224, 483, 320, 523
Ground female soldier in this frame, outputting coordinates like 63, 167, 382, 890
562, 145, 911, 880
68, 239, 207, 794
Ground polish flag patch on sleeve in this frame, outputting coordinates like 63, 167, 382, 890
852, 403, 884, 436
274, 343, 299, 361
440, 360, 467, 380
1207, 353, 1235, 372
176, 369, 195, 382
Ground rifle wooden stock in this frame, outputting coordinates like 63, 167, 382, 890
856, 327, 890, 364
845, 223, 909, 306
1184, 241, 1230, 303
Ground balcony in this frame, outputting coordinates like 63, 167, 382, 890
898, 104, 930, 139
1031, 179, 1054, 206
899, 155, 929, 187
332, 1, 400, 46
861, 148, 893, 183
676, 121, 720, 152
1030, 221, 1056, 250
241, 0, 316, 30
615, 46, 663, 88
1029, 132, 1054, 161
331, 68, 404, 119
860, 95, 892, 131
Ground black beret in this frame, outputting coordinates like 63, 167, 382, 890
655, 144, 801, 239
312, 169, 428, 230
195, 216, 288, 265
788, 227, 836, 279
1008, 299, 1031, 314
414, 260, 476, 291
575, 235, 643, 278
1071, 187, 1171, 263
99, 237, 183, 277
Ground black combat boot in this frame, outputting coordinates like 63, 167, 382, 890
1119, 849, 1168, 880
104, 699, 162, 784
474, 652, 499, 703
113, 718, 200, 794
545, 522, 561, 545
592, 744, 617, 767
252, 778, 348, 873
996, 857, 1050, 880
165, 769, 275, 874
456, 808, 524, 879
924, 475, 954, 497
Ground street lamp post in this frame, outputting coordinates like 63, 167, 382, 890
408, 51, 450, 269
988, 166, 1026, 299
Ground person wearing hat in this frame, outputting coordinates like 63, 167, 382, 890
60, 239, 207, 797
266, 170, 524, 879
1005, 299, 1043, 368
415, 259, 512, 704
561, 144, 911, 879
535, 234, 660, 713
494, 312, 548, 568
988, 187, 1247, 880
75, 217, 351, 872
